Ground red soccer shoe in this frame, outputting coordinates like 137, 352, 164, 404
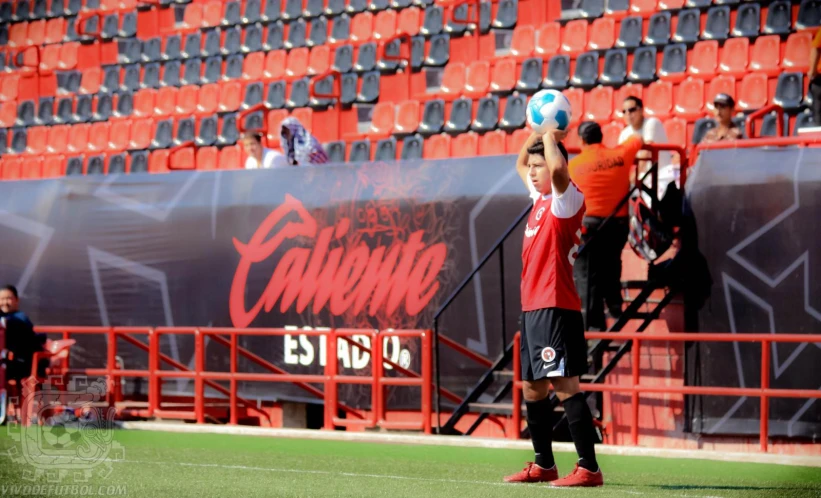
503, 462, 559, 483
550, 464, 604, 487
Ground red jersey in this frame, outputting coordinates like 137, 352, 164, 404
521, 179, 586, 312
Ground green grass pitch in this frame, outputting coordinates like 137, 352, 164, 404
1, 429, 820, 497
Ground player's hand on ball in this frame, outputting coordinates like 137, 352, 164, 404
542, 129, 568, 144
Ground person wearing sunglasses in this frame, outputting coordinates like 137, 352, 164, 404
617, 97, 675, 199
701, 94, 741, 144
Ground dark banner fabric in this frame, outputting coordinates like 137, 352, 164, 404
0, 157, 528, 407
686, 147, 821, 438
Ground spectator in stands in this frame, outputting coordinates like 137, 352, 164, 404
569, 122, 644, 331
701, 94, 742, 144
279, 118, 329, 166
241, 132, 287, 170
0, 285, 45, 383
809, 29, 821, 126
618, 96, 676, 198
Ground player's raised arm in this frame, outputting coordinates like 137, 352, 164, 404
516, 131, 543, 189
542, 129, 570, 195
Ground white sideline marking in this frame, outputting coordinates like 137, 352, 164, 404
117, 421, 821, 469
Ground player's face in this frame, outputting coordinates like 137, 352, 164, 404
0, 289, 18, 314
527, 154, 551, 195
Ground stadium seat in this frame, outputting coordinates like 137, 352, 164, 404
144, 38, 163, 63
425, 34, 450, 66
374, 137, 397, 161
261, 0, 281, 22
644, 80, 673, 119
489, 59, 515, 95
162, 60, 182, 87
750, 35, 781, 77
242, 82, 264, 110
718, 37, 749, 78
150, 119, 173, 149
499, 94, 526, 131
444, 3, 468, 35
543, 55, 570, 90
773, 72, 804, 112
471, 96, 498, 133
119, 39, 141, 65
423, 133, 450, 159
286, 19, 308, 50
142, 63, 161, 89
439, 62, 466, 100
570, 51, 599, 90
584, 86, 614, 123
630, 0, 657, 17
758, 111, 789, 138
217, 113, 239, 146
25, 126, 47, 155
563, 87, 584, 124
93, 93, 115, 122
64, 156, 83, 176
702, 6, 730, 41
341, 72, 358, 105
183, 32, 203, 59
333, 44, 355, 73
196, 115, 218, 146
198, 84, 220, 115
373, 9, 397, 41
478, 129, 507, 156
397, 6, 421, 36
764, 0, 792, 35
660, 117, 685, 149
350, 11, 374, 43
794, 109, 817, 135
35, 97, 53, 125
75, 95, 92, 123
517, 58, 543, 93
309, 17, 328, 47
283, 0, 302, 21
451, 132, 478, 158
644, 11, 671, 46
561, 20, 588, 56
286, 48, 310, 80
287, 77, 311, 108
628, 46, 657, 84
493, 0, 518, 29
705, 74, 736, 110
175, 117, 196, 145
688, 40, 718, 79
122, 64, 141, 92
265, 22, 285, 50
536, 22, 561, 57
733, 2, 759, 38
42, 155, 66, 177
418, 99, 445, 136
17, 100, 35, 127
691, 117, 715, 144
783, 32, 813, 73
510, 25, 535, 60
674, 77, 704, 120
673, 9, 701, 43
223, 1, 241, 27
55, 97, 74, 124
243, 0, 261, 23
588, 17, 615, 50
659, 43, 687, 83
658, 0, 683, 8
304, 0, 325, 18
796, 0, 821, 30
355, 42, 377, 72
217, 145, 240, 170
401, 134, 423, 160
579, 0, 605, 18
243, 24, 264, 53
737, 72, 768, 111
395, 100, 421, 135
420, 5, 443, 37
444, 97, 472, 135
367, 101, 395, 138
348, 140, 371, 162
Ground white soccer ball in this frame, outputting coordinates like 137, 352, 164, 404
526, 89, 573, 134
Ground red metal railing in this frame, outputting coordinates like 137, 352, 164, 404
512, 331, 821, 452
33, 326, 433, 433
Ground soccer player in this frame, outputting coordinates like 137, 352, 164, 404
503, 130, 604, 487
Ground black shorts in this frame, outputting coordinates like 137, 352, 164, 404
520, 307, 588, 381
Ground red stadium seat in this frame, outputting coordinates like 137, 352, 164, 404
688, 40, 718, 80
657, 0, 684, 9
26, 126, 48, 155
439, 62, 466, 100
737, 72, 769, 111
507, 128, 532, 153
266, 109, 289, 147
397, 7, 421, 37
749, 35, 781, 77
561, 20, 588, 57
58, 43, 79, 70
563, 127, 581, 150
479, 130, 507, 156
156, 87, 178, 117
718, 37, 749, 79
350, 12, 374, 44
510, 25, 536, 60
536, 22, 561, 58
8, 22, 27, 48
149, 149, 170, 173
198, 84, 220, 115
783, 32, 812, 73
79, 68, 102, 95
674, 78, 704, 120
67, 123, 91, 153
424, 134, 451, 159
27, 20, 45, 47
197, 146, 219, 170
588, 17, 616, 51
464, 60, 491, 99
373, 9, 397, 41
630, 0, 657, 17
109, 119, 131, 150
243, 52, 265, 80
286, 48, 310, 80
705, 74, 736, 111
0, 101, 14, 128
0, 75, 19, 102
42, 155, 65, 178
177, 85, 200, 115
665, 120, 687, 155
88, 122, 110, 152
562, 87, 585, 124
490, 58, 516, 94
219, 145, 241, 170
219, 82, 242, 113
308, 45, 331, 75
134, 89, 156, 117
202, 2, 222, 28
183, 3, 204, 30
20, 157, 43, 180
584, 86, 614, 123
1, 157, 22, 180
265, 50, 287, 80
367, 102, 395, 139
601, 121, 624, 148
130, 117, 154, 150
45, 18, 66, 44
40, 44, 60, 74
395, 100, 420, 135
644, 80, 673, 120
451, 132, 478, 158
46, 125, 69, 154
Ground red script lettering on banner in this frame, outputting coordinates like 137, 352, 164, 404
230, 195, 448, 327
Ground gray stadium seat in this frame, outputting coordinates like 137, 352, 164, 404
444, 97, 472, 135
418, 99, 445, 136
764, 0, 792, 35
401, 134, 424, 160
348, 140, 371, 162
471, 96, 498, 133
570, 51, 599, 90
601, 49, 627, 87
796, 0, 821, 30
733, 2, 760, 38
499, 94, 526, 131
616, 16, 642, 49
542, 55, 570, 90
628, 46, 657, 84
773, 72, 804, 112
266, 81, 287, 109
645, 11, 671, 46
516, 58, 543, 93
374, 137, 397, 161
703, 6, 730, 41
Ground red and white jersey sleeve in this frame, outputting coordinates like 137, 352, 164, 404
520, 181, 586, 312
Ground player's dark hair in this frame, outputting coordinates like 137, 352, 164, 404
578, 121, 603, 145
2, 284, 18, 299
527, 140, 569, 163
241, 131, 263, 143
623, 96, 643, 109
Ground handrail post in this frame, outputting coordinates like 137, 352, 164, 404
631, 338, 640, 446
148, 328, 157, 417
194, 329, 205, 424
369, 330, 379, 428
107, 327, 116, 410
230, 332, 238, 425
324, 329, 337, 430
422, 330, 433, 434
760, 339, 770, 452
511, 332, 522, 440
